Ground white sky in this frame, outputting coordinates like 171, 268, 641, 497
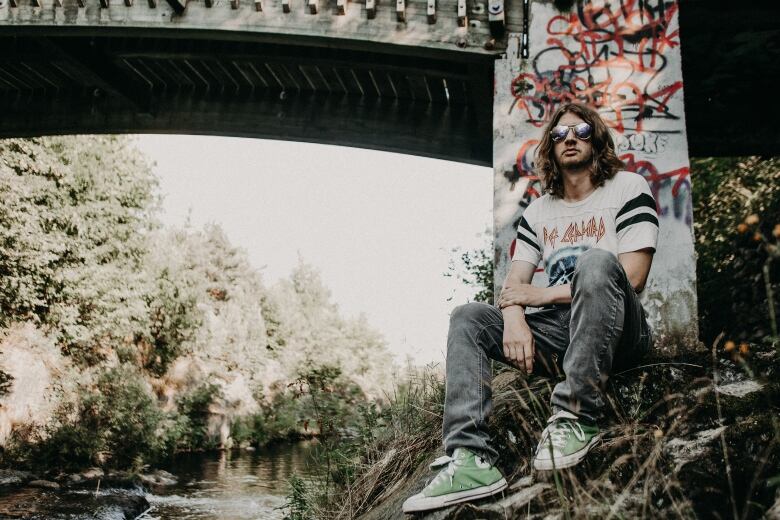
135, 135, 492, 366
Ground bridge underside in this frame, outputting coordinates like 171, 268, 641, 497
0, 1, 777, 164
0, 33, 495, 164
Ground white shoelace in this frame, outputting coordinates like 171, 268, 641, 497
429, 449, 481, 488
429, 457, 459, 487
548, 420, 585, 450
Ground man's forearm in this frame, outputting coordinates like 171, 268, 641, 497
545, 284, 572, 305
501, 304, 526, 324
499, 282, 572, 308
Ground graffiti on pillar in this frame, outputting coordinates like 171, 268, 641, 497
494, 0, 696, 339
504, 0, 691, 263
509, 0, 683, 129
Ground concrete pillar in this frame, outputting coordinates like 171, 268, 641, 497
493, 0, 696, 352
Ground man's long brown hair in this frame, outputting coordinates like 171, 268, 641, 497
535, 102, 624, 198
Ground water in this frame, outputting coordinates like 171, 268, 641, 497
147, 442, 319, 519
0, 442, 320, 520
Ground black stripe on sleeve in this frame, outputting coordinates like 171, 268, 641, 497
517, 230, 541, 252
617, 193, 657, 219
519, 216, 537, 237
616, 212, 659, 234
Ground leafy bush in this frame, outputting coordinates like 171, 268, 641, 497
692, 156, 780, 343
175, 382, 223, 451
8, 364, 163, 470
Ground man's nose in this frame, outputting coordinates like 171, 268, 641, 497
564, 130, 577, 143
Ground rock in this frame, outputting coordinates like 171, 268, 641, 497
478, 483, 550, 515
0, 469, 34, 486
665, 426, 727, 472
0, 488, 150, 519
27, 479, 60, 489
138, 469, 178, 487
66, 473, 84, 485
715, 379, 764, 397
81, 467, 104, 480
767, 489, 780, 520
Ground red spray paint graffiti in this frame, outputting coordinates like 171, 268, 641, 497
510, 0, 683, 133
505, 0, 690, 263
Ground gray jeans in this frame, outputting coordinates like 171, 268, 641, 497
442, 249, 652, 464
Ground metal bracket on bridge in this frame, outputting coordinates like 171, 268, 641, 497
165, 0, 186, 13
308, 0, 316, 14
396, 0, 405, 22
366, 0, 376, 19
337, 0, 345, 15
488, 0, 505, 38
457, 0, 467, 26
282, 0, 291, 13
427, 0, 435, 24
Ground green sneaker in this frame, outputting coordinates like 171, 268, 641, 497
533, 410, 600, 471
402, 448, 507, 513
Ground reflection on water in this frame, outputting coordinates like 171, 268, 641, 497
0, 442, 319, 520
147, 441, 319, 520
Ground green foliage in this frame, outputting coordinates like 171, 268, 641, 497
294, 365, 445, 518
692, 156, 780, 343
446, 230, 495, 304
175, 382, 223, 451
230, 414, 269, 447
0, 371, 12, 398
282, 474, 314, 520
0, 135, 397, 473
0, 136, 158, 364
144, 262, 203, 375
11, 365, 163, 470
296, 364, 364, 437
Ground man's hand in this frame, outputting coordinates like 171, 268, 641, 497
502, 311, 535, 374
498, 284, 547, 308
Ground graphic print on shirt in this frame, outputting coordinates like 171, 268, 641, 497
547, 245, 589, 286
512, 172, 660, 289
543, 217, 606, 249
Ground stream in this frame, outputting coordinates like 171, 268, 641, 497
0, 441, 319, 519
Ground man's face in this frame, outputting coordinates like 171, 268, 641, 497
552, 112, 594, 171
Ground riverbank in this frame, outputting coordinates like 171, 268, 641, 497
296, 344, 780, 519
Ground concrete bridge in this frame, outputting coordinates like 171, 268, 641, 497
0, 0, 776, 164
0, 0, 777, 342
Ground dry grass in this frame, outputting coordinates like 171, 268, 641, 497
301, 346, 779, 520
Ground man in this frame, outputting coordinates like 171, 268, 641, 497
403, 102, 658, 513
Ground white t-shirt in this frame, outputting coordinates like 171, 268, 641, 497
512, 171, 659, 287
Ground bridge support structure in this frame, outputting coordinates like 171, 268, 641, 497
492, 0, 697, 351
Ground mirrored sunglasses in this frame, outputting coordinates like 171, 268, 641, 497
550, 122, 593, 142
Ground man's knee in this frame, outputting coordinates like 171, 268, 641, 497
573, 249, 621, 293
450, 302, 493, 326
